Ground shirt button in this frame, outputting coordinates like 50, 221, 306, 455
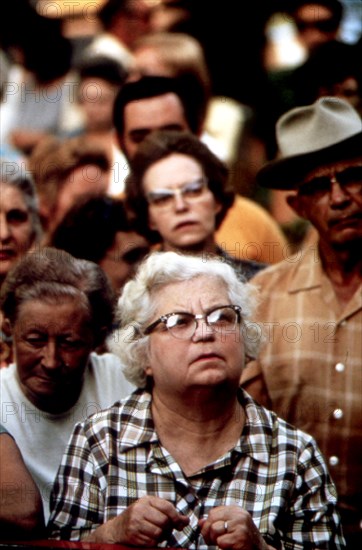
329, 456, 339, 466
333, 408, 343, 419
185, 493, 196, 504
335, 362, 345, 372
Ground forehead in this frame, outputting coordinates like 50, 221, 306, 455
0, 183, 28, 210
296, 4, 334, 20
153, 275, 229, 313
80, 77, 118, 97
124, 93, 189, 130
143, 153, 203, 188
107, 230, 150, 256
303, 156, 362, 180
15, 296, 90, 328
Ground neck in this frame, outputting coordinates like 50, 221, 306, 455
152, 383, 242, 434
318, 239, 362, 304
20, 381, 83, 415
164, 238, 218, 255
151, 385, 244, 475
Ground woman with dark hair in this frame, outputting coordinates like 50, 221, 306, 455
51, 195, 150, 292
125, 130, 265, 280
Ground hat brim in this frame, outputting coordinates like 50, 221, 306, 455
257, 131, 362, 189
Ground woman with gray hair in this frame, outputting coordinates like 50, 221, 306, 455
0, 248, 134, 522
48, 251, 345, 549
0, 158, 42, 287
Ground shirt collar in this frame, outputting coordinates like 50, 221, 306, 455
119, 388, 272, 465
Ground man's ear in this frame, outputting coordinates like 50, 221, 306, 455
286, 193, 305, 218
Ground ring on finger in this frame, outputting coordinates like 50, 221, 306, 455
224, 520, 228, 533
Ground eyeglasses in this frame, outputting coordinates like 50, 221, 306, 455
146, 178, 208, 210
144, 305, 242, 340
299, 165, 362, 197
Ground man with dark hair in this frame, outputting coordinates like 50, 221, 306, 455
113, 75, 205, 157
241, 97, 362, 546
112, 75, 288, 265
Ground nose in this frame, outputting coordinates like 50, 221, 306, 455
192, 318, 215, 342
41, 341, 63, 370
173, 190, 188, 211
329, 180, 351, 207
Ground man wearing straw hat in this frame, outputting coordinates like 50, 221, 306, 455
241, 97, 362, 547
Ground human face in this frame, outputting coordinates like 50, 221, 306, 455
145, 276, 245, 394
47, 164, 109, 236
143, 153, 221, 252
120, 93, 189, 159
294, 4, 339, 52
12, 297, 95, 412
130, 46, 172, 80
99, 230, 150, 291
110, 0, 154, 48
288, 158, 362, 248
0, 183, 35, 282
78, 77, 120, 133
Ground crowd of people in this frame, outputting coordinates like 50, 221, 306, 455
0, 1, 361, 548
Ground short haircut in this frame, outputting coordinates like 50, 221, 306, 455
108, 250, 261, 388
78, 55, 128, 86
51, 195, 147, 263
1, 247, 115, 347
125, 130, 234, 242
113, 75, 206, 137
0, 157, 42, 244
28, 135, 110, 210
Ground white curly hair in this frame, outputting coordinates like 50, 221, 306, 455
108, 251, 261, 387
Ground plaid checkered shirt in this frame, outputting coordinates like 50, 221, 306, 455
47, 388, 345, 549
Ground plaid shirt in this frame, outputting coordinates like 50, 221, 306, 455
241, 245, 362, 533
48, 388, 345, 549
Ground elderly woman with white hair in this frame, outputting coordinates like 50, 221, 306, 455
48, 251, 345, 549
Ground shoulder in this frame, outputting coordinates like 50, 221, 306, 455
251, 246, 320, 290
77, 388, 150, 438
86, 352, 135, 399
250, 251, 305, 286
0, 423, 11, 436
0, 364, 18, 392
242, 389, 318, 456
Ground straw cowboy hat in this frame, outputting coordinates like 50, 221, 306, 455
258, 97, 362, 189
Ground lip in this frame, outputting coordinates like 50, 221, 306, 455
191, 352, 224, 364
329, 213, 362, 228
173, 220, 199, 231
36, 376, 59, 384
0, 249, 15, 260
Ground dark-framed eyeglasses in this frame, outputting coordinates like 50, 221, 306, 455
144, 305, 242, 340
299, 165, 362, 197
146, 177, 208, 210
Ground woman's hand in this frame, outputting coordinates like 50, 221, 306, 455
86, 495, 189, 546
199, 505, 274, 550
